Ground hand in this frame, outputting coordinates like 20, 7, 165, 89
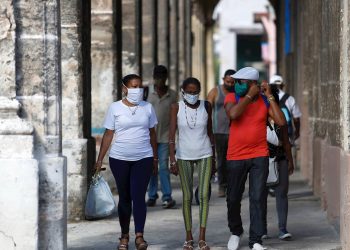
211, 158, 217, 177
153, 159, 158, 176
247, 83, 260, 98
170, 160, 179, 176
288, 161, 294, 175
94, 160, 106, 173
260, 81, 272, 97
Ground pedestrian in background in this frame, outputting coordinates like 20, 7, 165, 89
262, 84, 295, 241
224, 67, 286, 250
146, 65, 177, 209
169, 77, 216, 250
207, 69, 236, 197
95, 74, 158, 250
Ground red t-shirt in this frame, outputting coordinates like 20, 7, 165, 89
224, 94, 269, 160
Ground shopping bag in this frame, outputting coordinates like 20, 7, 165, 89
266, 157, 279, 187
85, 172, 117, 220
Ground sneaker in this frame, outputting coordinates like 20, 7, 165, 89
261, 234, 269, 240
252, 243, 267, 250
227, 235, 240, 250
279, 230, 292, 240
162, 199, 176, 209
146, 198, 156, 207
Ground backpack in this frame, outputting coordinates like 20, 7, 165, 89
279, 93, 293, 138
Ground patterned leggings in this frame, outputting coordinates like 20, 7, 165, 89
177, 157, 212, 231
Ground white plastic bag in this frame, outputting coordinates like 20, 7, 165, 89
85, 173, 117, 220
266, 157, 279, 187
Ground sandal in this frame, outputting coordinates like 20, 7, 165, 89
198, 240, 210, 250
117, 234, 129, 250
183, 240, 194, 250
135, 235, 148, 250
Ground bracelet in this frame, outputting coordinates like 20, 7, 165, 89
169, 140, 175, 144
245, 94, 253, 100
154, 158, 159, 161
96, 160, 102, 164
170, 161, 176, 166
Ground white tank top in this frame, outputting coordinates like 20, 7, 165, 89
176, 100, 213, 160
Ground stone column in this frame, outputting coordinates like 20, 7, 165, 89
340, 0, 350, 248
158, 0, 170, 68
13, 0, 67, 249
61, 0, 96, 221
178, 0, 186, 81
122, 0, 137, 74
142, 1, 154, 82
169, 0, 179, 91
0, 4, 38, 250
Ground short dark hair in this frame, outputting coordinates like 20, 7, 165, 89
153, 65, 168, 80
182, 77, 201, 91
122, 74, 141, 86
224, 69, 236, 77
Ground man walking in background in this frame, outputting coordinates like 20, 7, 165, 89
207, 69, 236, 197
146, 65, 177, 208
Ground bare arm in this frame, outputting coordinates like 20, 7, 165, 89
149, 127, 158, 175
95, 129, 115, 172
169, 103, 179, 175
293, 117, 300, 140
268, 100, 286, 127
280, 125, 294, 175
207, 87, 218, 106
225, 84, 260, 120
206, 102, 217, 176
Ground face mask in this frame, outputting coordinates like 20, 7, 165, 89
182, 90, 199, 105
123, 84, 144, 105
234, 82, 249, 97
224, 84, 235, 93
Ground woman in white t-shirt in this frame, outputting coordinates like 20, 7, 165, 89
95, 74, 158, 250
169, 77, 216, 250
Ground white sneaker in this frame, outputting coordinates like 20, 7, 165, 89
252, 243, 267, 250
227, 235, 240, 250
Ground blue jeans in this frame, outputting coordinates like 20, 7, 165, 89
226, 157, 269, 248
147, 143, 173, 201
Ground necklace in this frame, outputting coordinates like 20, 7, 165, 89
127, 105, 139, 115
123, 99, 139, 115
184, 104, 198, 129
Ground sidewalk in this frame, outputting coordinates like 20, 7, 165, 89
68, 171, 341, 250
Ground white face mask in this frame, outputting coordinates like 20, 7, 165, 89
123, 84, 144, 105
182, 90, 199, 105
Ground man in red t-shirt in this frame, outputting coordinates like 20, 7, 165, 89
224, 67, 286, 250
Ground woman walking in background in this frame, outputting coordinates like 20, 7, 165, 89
95, 74, 158, 250
169, 77, 216, 250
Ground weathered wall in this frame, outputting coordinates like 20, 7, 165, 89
277, 0, 350, 247
0, 5, 39, 249
12, 0, 67, 249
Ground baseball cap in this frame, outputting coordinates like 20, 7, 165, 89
232, 67, 259, 81
270, 75, 283, 85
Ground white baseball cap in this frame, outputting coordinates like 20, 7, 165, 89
270, 75, 283, 85
232, 67, 259, 81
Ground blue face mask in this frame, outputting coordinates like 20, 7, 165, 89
234, 82, 249, 97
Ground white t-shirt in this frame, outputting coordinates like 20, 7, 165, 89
103, 100, 158, 161
278, 89, 302, 118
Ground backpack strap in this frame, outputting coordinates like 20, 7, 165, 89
280, 93, 290, 106
143, 86, 149, 101
204, 100, 209, 113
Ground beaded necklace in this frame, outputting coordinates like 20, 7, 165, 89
184, 104, 198, 129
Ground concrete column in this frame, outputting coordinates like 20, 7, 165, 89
178, 0, 186, 82
61, 0, 96, 221
122, 0, 137, 74
13, 0, 67, 249
205, 25, 216, 94
158, 0, 170, 68
0, 3, 38, 250
142, 0, 153, 82
185, 0, 192, 77
340, 0, 350, 248
169, 0, 179, 91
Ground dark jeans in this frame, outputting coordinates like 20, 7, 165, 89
263, 158, 289, 233
109, 157, 153, 234
214, 134, 229, 189
226, 157, 269, 248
